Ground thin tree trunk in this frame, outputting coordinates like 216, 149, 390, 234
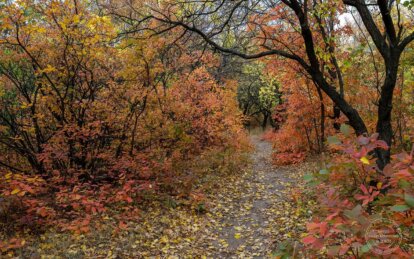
262, 112, 269, 130
316, 87, 325, 152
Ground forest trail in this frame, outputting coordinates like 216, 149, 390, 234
207, 133, 307, 257
101, 133, 311, 258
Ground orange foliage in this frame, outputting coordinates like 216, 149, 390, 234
0, 0, 249, 242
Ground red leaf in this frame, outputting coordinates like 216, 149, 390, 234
118, 221, 128, 230
339, 244, 350, 255
126, 196, 133, 203
360, 184, 368, 194
37, 207, 48, 217
319, 222, 328, 236
303, 235, 317, 245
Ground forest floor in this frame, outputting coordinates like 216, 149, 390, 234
17, 133, 317, 258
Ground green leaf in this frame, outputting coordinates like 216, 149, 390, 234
340, 124, 351, 136
398, 179, 411, 188
404, 193, 414, 208
319, 169, 329, 175
360, 243, 371, 254
390, 204, 410, 212
342, 60, 351, 68
304, 174, 314, 182
327, 136, 341, 145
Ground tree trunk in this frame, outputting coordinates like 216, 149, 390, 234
316, 87, 325, 152
310, 71, 368, 136
290, 4, 369, 137
269, 115, 276, 128
376, 52, 400, 169
262, 112, 269, 130
332, 105, 341, 130
243, 103, 249, 115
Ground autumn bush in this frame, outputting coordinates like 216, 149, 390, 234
300, 126, 414, 257
0, 0, 249, 250
262, 76, 339, 165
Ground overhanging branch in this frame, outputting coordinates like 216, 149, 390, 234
148, 16, 310, 69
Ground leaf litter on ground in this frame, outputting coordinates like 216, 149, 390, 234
12, 134, 318, 258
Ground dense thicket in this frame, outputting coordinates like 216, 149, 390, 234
0, 0, 248, 240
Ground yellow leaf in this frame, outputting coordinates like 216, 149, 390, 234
73, 15, 80, 24
37, 27, 46, 33
160, 236, 168, 243
234, 233, 241, 239
377, 182, 383, 190
11, 188, 20, 195
20, 102, 32, 109
360, 157, 370, 165
42, 65, 57, 73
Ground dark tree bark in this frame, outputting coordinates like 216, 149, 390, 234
376, 50, 401, 168
316, 86, 326, 152
262, 112, 269, 130
284, 0, 369, 135
344, 0, 412, 168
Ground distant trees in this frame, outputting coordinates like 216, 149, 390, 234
237, 62, 281, 129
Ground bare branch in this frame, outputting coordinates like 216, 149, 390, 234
148, 16, 310, 68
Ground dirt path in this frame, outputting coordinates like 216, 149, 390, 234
206, 134, 306, 258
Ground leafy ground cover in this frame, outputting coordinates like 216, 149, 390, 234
4, 133, 316, 258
